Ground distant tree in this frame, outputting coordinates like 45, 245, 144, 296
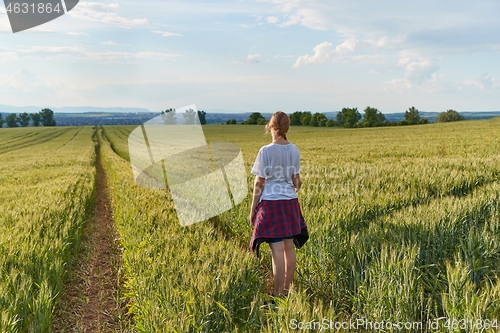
419, 118, 429, 124
336, 110, 346, 126
183, 109, 196, 124
337, 107, 361, 128
161, 108, 177, 124
30, 113, 41, 127
0, 113, 4, 128
19, 112, 30, 127
325, 119, 336, 127
300, 112, 312, 126
40, 108, 56, 126
226, 119, 237, 124
289, 111, 303, 125
6, 113, 19, 128
361, 106, 385, 127
244, 112, 266, 125
385, 121, 399, 126
310, 112, 327, 127
436, 109, 465, 123
197, 110, 207, 125
404, 106, 421, 125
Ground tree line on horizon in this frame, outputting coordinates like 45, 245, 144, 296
160, 108, 207, 125
227, 107, 465, 127
0, 109, 56, 128
0, 107, 466, 128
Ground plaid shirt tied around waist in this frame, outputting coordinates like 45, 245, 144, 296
250, 198, 308, 257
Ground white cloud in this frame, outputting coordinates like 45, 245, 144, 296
67, 32, 89, 36
385, 78, 412, 93
257, 1, 500, 57
397, 51, 439, 86
367, 35, 405, 50
19, 46, 87, 60
259, 0, 330, 30
67, 2, 148, 28
102, 40, 131, 46
83, 51, 179, 62
0, 7, 6, 14
7, 70, 39, 91
174, 75, 279, 84
152, 30, 182, 37
266, 16, 279, 24
385, 50, 440, 90
0, 69, 73, 104
0, 52, 19, 62
293, 39, 359, 68
246, 54, 260, 63
460, 74, 497, 90
0, 46, 180, 63
0, 69, 47, 92
293, 42, 332, 67
17, 46, 70, 59
335, 39, 359, 54
351, 54, 385, 62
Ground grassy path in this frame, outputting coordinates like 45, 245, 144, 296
54, 132, 129, 332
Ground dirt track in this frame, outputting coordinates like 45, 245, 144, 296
54, 138, 126, 332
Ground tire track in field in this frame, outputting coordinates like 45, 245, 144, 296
0, 127, 69, 155
56, 127, 83, 150
54, 133, 129, 332
101, 126, 128, 160
328, 173, 500, 236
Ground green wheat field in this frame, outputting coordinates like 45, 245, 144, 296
1, 119, 499, 332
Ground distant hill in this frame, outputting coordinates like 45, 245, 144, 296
0, 104, 151, 114
54, 112, 160, 126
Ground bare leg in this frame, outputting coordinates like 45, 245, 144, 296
283, 239, 296, 294
269, 241, 285, 297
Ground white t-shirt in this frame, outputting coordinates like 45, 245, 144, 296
251, 142, 300, 201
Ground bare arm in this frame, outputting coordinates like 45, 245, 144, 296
249, 176, 266, 225
292, 174, 301, 192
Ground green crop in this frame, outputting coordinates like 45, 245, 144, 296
1, 118, 499, 332
0, 127, 96, 332
100, 119, 500, 332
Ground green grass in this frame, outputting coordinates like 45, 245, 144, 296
101, 119, 500, 332
99, 128, 267, 332
0, 127, 96, 332
1, 119, 499, 332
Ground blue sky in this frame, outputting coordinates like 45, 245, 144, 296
1, 0, 499, 113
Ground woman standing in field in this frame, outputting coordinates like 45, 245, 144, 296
249, 111, 308, 297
